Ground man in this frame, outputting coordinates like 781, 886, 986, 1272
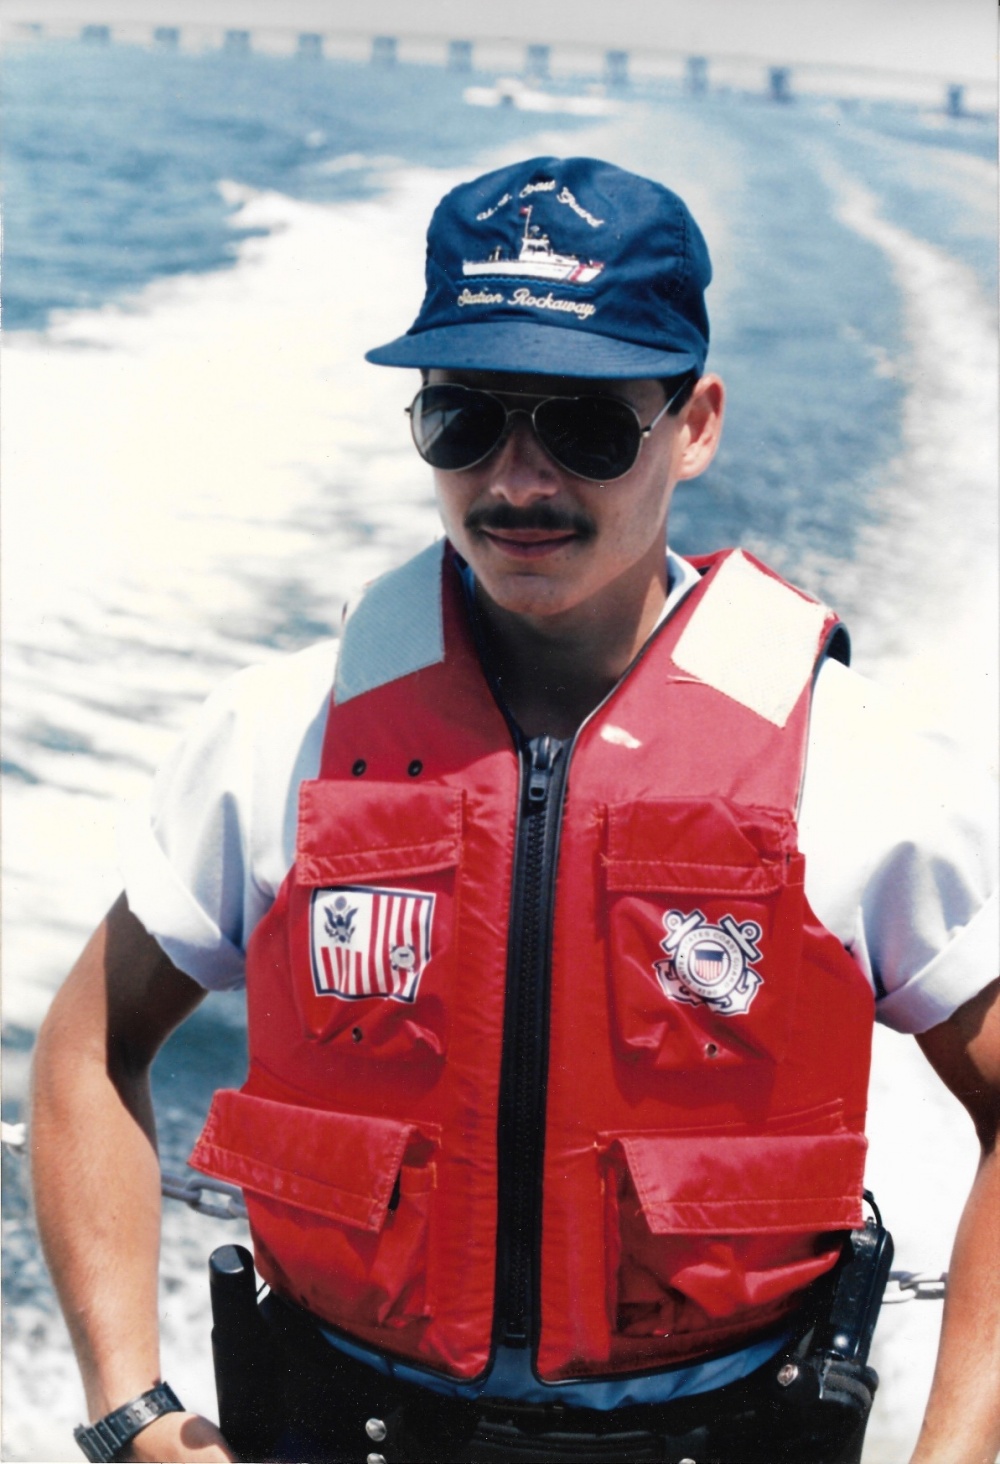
31, 157, 999, 1464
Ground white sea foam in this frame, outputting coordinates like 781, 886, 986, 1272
821, 157, 998, 772
819, 156, 998, 1463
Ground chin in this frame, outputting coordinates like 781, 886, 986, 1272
481, 576, 582, 621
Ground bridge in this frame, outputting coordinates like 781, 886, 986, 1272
3, 0, 995, 112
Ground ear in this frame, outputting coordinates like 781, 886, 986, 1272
675, 374, 725, 481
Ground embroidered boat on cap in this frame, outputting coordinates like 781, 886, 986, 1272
462, 206, 604, 284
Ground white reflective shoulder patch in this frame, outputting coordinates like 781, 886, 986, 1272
671, 551, 829, 727
334, 541, 445, 704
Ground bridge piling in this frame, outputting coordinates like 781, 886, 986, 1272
371, 35, 397, 66
448, 39, 472, 72
525, 43, 550, 80
605, 49, 629, 88
768, 65, 792, 102
686, 55, 709, 94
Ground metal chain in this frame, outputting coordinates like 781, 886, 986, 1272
2, 1119, 948, 1288
3, 1120, 247, 1221
2, 1121, 26, 1152
159, 1170, 248, 1221
882, 1271, 948, 1303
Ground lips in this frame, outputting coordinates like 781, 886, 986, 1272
480, 528, 580, 558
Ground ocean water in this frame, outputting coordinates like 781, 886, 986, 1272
2, 38, 997, 1462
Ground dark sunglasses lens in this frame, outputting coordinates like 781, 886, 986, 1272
535, 396, 641, 481
410, 386, 506, 470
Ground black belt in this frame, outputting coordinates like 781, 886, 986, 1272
210, 1233, 886, 1464
258, 1292, 871, 1464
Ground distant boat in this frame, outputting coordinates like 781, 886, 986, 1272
462, 205, 604, 283
463, 77, 618, 116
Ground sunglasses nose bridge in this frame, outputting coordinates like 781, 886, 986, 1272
492, 402, 544, 458
482, 406, 564, 497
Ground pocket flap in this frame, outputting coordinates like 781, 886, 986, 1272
606, 1131, 866, 1234
603, 799, 796, 894
296, 781, 463, 885
191, 1089, 429, 1232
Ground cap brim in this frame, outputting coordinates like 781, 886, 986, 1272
364, 320, 702, 380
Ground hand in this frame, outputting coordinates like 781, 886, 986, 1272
122, 1411, 238, 1462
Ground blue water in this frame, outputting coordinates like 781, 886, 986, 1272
2, 43, 600, 330
2, 37, 996, 1462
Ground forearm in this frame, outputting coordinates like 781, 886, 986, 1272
30, 900, 236, 1462
31, 997, 165, 1419
910, 1143, 1000, 1464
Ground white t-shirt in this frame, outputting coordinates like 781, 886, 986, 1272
121, 552, 999, 1035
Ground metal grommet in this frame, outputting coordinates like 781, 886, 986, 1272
351, 1027, 364, 1043
352, 758, 367, 777
678, 1457, 698, 1463
776, 1361, 800, 1387
366, 1455, 388, 1464
704, 1042, 719, 1058
407, 759, 423, 777
365, 1419, 387, 1442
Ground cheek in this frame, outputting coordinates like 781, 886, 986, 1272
601, 485, 669, 555
433, 474, 472, 535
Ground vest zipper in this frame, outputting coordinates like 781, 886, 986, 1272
496, 732, 567, 1349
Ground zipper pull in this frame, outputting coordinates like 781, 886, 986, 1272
526, 735, 562, 806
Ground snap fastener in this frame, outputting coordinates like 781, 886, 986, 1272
352, 759, 367, 777
776, 1361, 800, 1387
407, 759, 423, 777
366, 1454, 388, 1464
365, 1418, 388, 1442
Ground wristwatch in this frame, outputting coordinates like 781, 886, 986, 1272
74, 1382, 184, 1462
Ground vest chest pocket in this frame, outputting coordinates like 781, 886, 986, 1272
288, 781, 463, 1058
191, 1090, 440, 1334
601, 799, 805, 1070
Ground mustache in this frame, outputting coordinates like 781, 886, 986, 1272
464, 502, 596, 538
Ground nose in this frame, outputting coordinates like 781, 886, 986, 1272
483, 413, 561, 505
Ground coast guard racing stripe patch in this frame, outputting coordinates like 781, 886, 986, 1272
309, 886, 434, 1003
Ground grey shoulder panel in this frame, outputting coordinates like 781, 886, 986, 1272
334, 541, 446, 705
671, 550, 832, 727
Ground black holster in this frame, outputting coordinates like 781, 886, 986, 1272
209, 1244, 281, 1460
756, 1202, 895, 1460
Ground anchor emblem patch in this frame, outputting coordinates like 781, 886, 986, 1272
654, 909, 764, 1015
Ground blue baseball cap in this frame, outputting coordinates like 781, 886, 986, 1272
365, 156, 712, 380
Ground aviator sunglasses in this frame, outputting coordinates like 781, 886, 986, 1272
406, 377, 692, 483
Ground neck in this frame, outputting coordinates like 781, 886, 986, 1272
474, 569, 669, 740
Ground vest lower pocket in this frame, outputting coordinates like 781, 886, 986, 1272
602, 798, 805, 1070
191, 1090, 439, 1333
598, 1128, 865, 1364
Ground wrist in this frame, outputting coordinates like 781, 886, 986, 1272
74, 1382, 184, 1462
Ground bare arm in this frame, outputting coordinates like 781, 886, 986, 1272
910, 976, 1000, 1464
30, 893, 237, 1462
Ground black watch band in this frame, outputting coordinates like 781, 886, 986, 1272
74, 1382, 184, 1462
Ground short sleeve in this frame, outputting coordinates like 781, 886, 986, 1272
798, 659, 999, 1034
118, 640, 337, 989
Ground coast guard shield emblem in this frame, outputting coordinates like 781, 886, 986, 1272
653, 909, 763, 1015
309, 885, 434, 1004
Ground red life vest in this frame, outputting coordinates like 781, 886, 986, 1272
191, 542, 873, 1384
